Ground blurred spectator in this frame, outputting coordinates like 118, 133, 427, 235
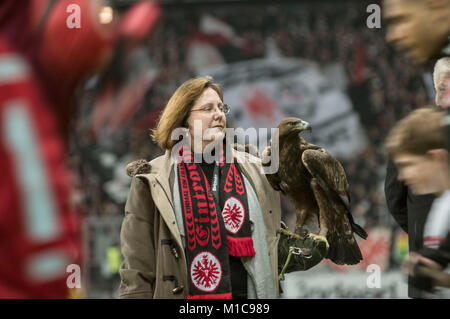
0, 0, 116, 298
383, 0, 450, 297
401, 57, 450, 297
433, 57, 450, 107
386, 108, 450, 297
383, 0, 450, 66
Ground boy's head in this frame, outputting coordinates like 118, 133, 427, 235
386, 108, 449, 195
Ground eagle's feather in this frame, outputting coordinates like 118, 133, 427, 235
263, 117, 367, 265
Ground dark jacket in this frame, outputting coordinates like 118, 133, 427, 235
420, 232, 450, 268
384, 159, 434, 298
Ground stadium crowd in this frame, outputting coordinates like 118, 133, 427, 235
72, 2, 429, 227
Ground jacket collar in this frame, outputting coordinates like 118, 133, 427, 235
150, 148, 262, 205
152, 150, 175, 205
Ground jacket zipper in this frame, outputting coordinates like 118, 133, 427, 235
154, 177, 187, 294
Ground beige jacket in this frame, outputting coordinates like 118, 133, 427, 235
119, 148, 281, 299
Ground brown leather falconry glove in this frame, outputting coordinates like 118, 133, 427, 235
278, 222, 329, 280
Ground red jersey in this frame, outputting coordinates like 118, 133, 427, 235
0, 37, 80, 298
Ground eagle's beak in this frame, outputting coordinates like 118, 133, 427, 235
303, 121, 312, 132
297, 121, 312, 133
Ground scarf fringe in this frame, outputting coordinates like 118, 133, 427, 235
188, 293, 232, 299
227, 236, 256, 257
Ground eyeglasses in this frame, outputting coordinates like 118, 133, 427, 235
191, 103, 230, 115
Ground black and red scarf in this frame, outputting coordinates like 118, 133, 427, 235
176, 143, 255, 299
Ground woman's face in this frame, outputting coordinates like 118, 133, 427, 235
186, 87, 227, 151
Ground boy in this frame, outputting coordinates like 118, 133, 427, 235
386, 108, 450, 297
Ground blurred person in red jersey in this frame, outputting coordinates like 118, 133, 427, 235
0, 0, 160, 298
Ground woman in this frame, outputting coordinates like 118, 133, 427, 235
118, 75, 280, 299
118, 76, 326, 299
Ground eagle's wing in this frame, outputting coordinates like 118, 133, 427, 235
301, 149, 350, 210
301, 149, 367, 239
301, 149, 367, 265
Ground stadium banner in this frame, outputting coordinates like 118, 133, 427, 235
196, 57, 367, 159
281, 269, 408, 298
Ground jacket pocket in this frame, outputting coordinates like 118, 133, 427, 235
160, 239, 185, 296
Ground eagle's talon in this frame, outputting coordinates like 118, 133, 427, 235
261, 146, 272, 166
279, 181, 290, 193
308, 233, 329, 248
294, 225, 309, 238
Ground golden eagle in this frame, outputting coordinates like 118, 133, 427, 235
262, 117, 368, 265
